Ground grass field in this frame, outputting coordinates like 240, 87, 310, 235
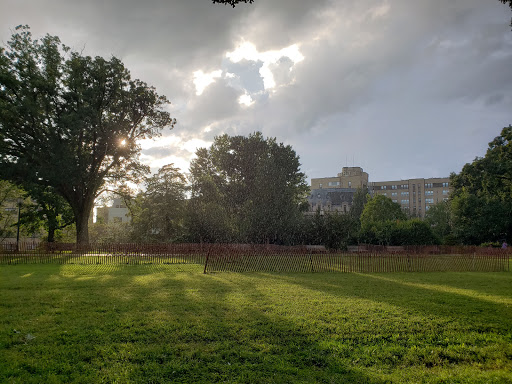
1, 264, 511, 383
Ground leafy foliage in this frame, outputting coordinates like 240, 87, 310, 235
0, 26, 175, 243
450, 125, 512, 244
20, 185, 74, 242
424, 201, 452, 243
131, 164, 188, 242
358, 195, 438, 245
360, 195, 406, 227
0, 180, 24, 241
188, 132, 309, 244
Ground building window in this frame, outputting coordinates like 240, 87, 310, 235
383, 192, 387, 196
401, 184, 408, 189
392, 199, 398, 203
391, 192, 397, 197
401, 199, 409, 205
442, 182, 449, 187
328, 181, 340, 186
348, 181, 351, 188
425, 183, 433, 188
391, 185, 397, 189
319, 183, 323, 188
425, 190, 433, 196
401, 191, 409, 196
382, 185, 386, 190
425, 198, 434, 204
442, 190, 449, 195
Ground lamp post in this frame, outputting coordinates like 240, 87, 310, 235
16, 199, 22, 252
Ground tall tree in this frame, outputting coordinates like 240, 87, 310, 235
424, 201, 452, 243
360, 195, 406, 225
450, 125, 512, 244
0, 180, 24, 242
131, 164, 188, 243
21, 185, 74, 243
0, 26, 175, 243
189, 132, 309, 244
359, 195, 406, 245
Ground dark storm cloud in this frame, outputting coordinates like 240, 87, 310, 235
188, 79, 242, 126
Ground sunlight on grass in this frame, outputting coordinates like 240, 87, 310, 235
1, 265, 511, 383
364, 274, 512, 306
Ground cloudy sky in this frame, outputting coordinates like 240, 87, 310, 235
1, 0, 511, 184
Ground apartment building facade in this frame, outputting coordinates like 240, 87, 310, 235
370, 177, 450, 217
308, 167, 368, 215
308, 167, 450, 218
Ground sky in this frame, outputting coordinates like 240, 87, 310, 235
1, 0, 511, 184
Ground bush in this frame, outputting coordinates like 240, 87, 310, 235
480, 241, 501, 248
359, 219, 439, 246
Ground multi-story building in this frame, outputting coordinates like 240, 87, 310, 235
371, 178, 450, 217
310, 166, 369, 190
308, 167, 450, 218
308, 167, 368, 215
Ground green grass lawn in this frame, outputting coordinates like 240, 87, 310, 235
1, 264, 511, 383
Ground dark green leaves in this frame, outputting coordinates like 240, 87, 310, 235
0, 26, 175, 243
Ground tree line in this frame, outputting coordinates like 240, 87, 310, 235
1, 27, 510, 247
5, 125, 512, 248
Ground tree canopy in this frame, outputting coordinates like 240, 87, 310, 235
131, 164, 188, 242
188, 132, 309, 244
0, 26, 175, 243
449, 125, 512, 244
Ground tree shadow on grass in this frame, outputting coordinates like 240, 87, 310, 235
105, 272, 387, 383
269, 272, 512, 327
1, 265, 387, 383
265, 272, 512, 381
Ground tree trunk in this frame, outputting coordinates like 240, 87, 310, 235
76, 209, 90, 244
73, 195, 94, 245
47, 218, 56, 243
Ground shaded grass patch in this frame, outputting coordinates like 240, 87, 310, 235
1, 264, 511, 383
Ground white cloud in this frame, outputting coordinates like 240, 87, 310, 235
367, 1, 390, 20
238, 93, 254, 106
226, 41, 304, 90
140, 154, 191, 174
181, 138, 212, 153
139, 135, 182, 150
193, 69, 222, 95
